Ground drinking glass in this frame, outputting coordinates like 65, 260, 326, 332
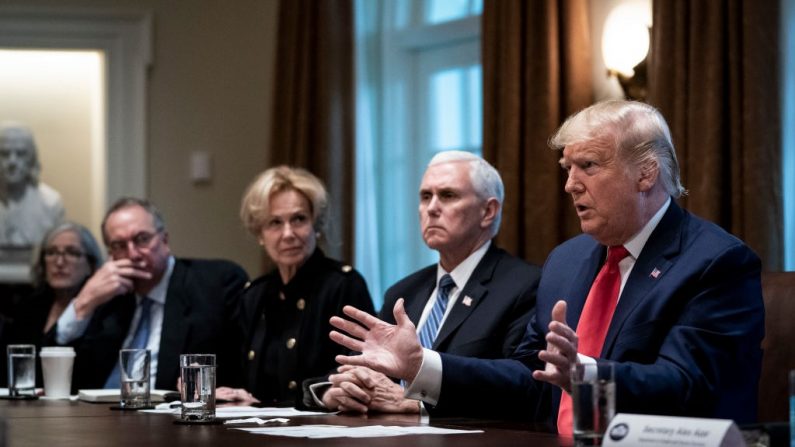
7, 344, 36, 397
179, 354, 216, 422
571, 362, 615, 446
119, 349, 151, 408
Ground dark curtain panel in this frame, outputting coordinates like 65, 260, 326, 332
482, 0, 593, 265
648, 0, 782, 270
269, 0, 355, 262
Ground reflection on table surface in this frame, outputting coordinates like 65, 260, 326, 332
0, 398, 568, 447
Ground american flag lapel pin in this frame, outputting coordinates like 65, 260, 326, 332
462, 296, 473, 307
650, 268, 661, 279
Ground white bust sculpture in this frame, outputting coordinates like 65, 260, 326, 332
0, 122, 65, 248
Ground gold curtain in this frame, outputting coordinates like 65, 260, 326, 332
648, 0, 782, 270
482, 0, 593, 265
269, 0, 356, 262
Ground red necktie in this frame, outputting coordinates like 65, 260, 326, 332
557, 245, 629, 436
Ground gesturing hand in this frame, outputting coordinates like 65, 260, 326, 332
329, 298, 424, 382
532, 300, 579, 393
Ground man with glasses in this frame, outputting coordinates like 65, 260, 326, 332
56, 197, 249, 390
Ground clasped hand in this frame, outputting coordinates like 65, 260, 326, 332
322, 365, 419, 414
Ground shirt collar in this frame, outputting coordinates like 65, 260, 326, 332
623, 197, 671, 260
436, 240, 491, 290
137, 256, 175, 305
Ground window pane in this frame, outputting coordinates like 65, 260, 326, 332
431, 69, 464, 150
467, 64, 482, 153
470, 0, 483, 16
425, 0, 482, 24
355, 0, 482, 306
425, 0, 469, 24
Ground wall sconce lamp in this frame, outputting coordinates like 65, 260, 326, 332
602, 3, 651, 101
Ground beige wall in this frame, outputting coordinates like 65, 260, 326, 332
0, 50, 105, 245
0, 0, 279, 278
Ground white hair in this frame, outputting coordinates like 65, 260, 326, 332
427, 150, 504, 237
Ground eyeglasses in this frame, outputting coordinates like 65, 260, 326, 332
43, 247, 85, 262
107, 230, 161, 256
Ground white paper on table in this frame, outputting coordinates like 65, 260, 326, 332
234, 424, 484, 439
140, 405, 327, 418
224, 417, 290, 425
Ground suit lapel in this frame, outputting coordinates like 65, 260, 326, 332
432, 244, 496, 348
601, 202, 685, 356
156, 259, 191, 386
403, 270, 436, 326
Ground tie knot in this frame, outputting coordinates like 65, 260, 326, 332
140, 296, 152, 311
607, 245, 629, 265
439, 274, 455, 293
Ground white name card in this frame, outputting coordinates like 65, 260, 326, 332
602, 413, 743, 447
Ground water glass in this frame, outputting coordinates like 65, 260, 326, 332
7, 344, 36, 397
180, 354, 216, 422
119, 349, 151, 408
571, 362, 615, 445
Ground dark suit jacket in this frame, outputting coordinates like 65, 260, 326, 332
434, 202, 764, 426
382, 243, 540, 359
235, 249, 374, 407
70, 258, 248, 390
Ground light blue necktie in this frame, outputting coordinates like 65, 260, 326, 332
128, 297, 153, 350
418, 274, 455, 349
104, 297, 152, 388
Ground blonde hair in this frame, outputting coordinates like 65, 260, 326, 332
240, 166, 329, 236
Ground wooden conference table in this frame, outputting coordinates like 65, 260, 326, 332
0, 398, 571, 447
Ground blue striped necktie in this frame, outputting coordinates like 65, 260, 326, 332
104, 297, 153, 388
418, 274, 455, 349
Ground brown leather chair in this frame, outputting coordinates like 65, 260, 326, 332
758, 271, 795, 422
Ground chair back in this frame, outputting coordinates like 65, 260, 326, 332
758, 271, 795, 422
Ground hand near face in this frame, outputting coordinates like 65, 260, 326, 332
532, 300, 579, 393
329, 299, 424, 382
323, 366, 420, 414
73, 259, 152, 319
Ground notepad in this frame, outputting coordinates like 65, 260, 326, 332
77, 389, 174, 403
